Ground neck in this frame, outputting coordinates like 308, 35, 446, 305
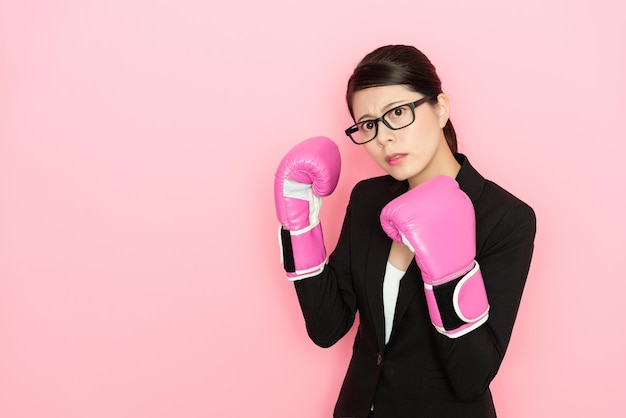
407, 143, 461, 190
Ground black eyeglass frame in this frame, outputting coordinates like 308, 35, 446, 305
345, 95, 436, 145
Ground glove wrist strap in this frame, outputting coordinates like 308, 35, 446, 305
278, 224, 326, 281
424, 261, 490, 338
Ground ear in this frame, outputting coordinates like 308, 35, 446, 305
434, 93, 450, 128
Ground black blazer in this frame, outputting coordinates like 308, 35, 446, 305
294, 154, 536, 418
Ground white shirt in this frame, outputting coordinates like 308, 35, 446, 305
382, 262, 405, 344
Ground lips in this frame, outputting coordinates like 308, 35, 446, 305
385, 153, 407, 166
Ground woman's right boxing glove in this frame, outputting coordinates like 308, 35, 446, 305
274, 136, 341, 280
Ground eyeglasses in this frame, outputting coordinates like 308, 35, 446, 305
344, 96, 435, 145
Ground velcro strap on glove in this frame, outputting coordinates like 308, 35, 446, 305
278, 223, 326, 280
424, 261, 489, 338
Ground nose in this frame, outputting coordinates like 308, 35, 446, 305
374, 121, 396, 146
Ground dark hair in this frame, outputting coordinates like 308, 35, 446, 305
346, 45, 457, 153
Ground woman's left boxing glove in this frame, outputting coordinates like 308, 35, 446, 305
274, 136, 341, 280
380, 176, 489, 338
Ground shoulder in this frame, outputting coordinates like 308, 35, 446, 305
456, 153, 535, 222
481, 179, 534, 216
456, 154, 536, 242
479, 179, 536, 242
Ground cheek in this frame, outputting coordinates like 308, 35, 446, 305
363, 143, 383, 162
409, 116, 441, 146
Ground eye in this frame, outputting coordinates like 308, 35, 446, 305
359, 121, 376, 132
389, 106, 407, 119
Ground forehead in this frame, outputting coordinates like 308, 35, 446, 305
351, 85, 420, 119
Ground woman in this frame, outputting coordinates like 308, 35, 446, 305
274, 45, 536, 418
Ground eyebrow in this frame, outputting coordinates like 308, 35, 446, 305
356, 100, 409, 123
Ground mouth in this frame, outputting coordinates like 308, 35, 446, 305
385, 153, 407, 166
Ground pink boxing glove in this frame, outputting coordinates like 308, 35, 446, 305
380, 176, 489, 338
274, 136, 341, 280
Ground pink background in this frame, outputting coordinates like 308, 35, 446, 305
1, 1, 624, 416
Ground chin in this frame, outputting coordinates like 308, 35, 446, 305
385, 165, 420, 182
388, 173, 408, 182
385, 169, 412, 183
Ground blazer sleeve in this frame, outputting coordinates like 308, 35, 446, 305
431, 201, 537, 399
292, 184, 360, 348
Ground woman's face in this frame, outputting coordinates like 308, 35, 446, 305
350, 84, 458, 188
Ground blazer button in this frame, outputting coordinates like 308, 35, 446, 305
377, 353, 382, 365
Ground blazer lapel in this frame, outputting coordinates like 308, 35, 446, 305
365, 225, 391, 351
365, 178, 409, 351
388, 260, 422, 343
